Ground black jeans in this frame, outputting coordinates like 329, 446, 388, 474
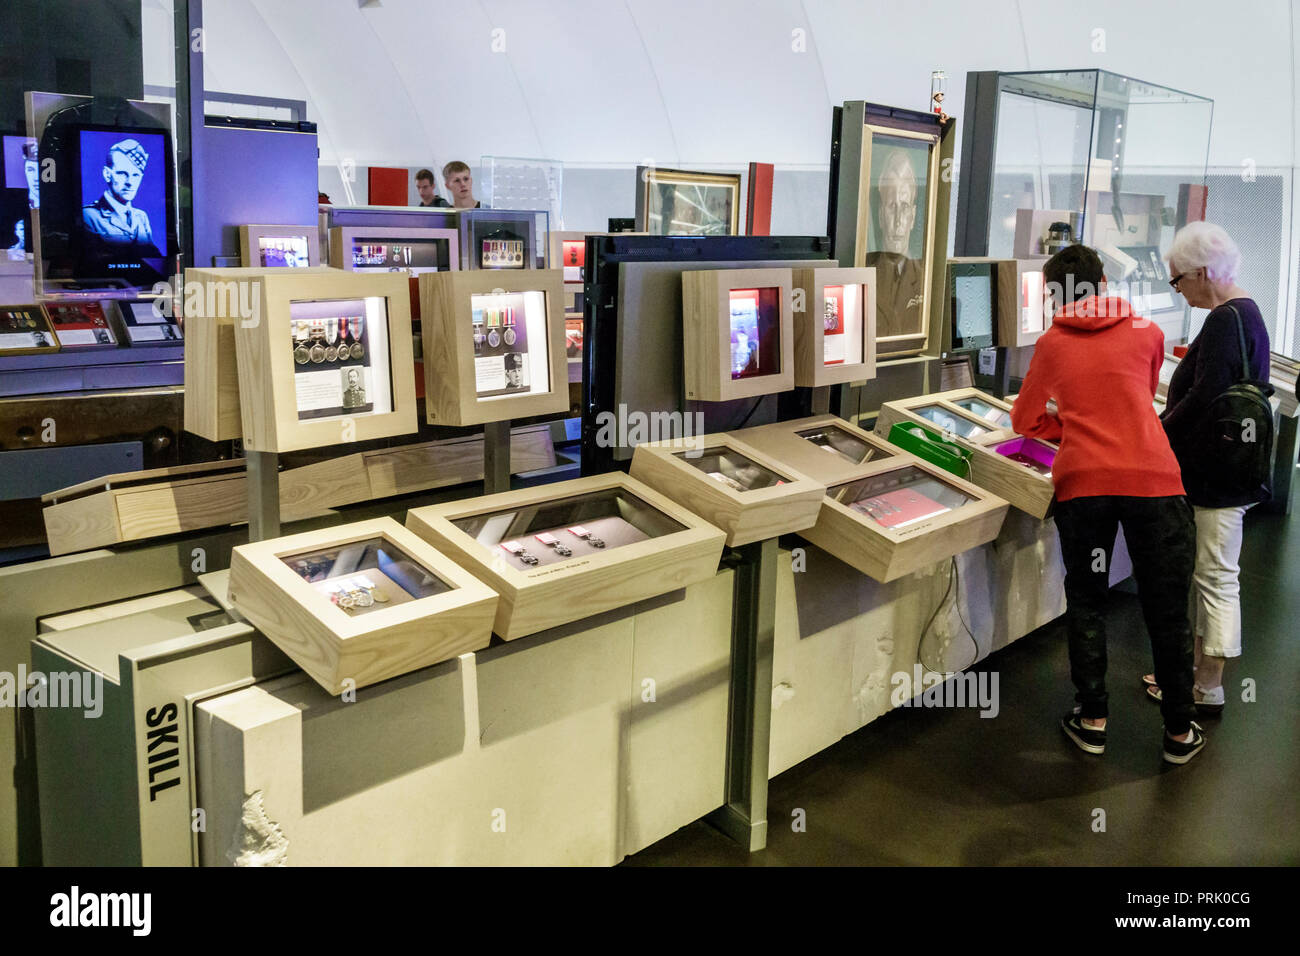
1053, 495, 1197, 735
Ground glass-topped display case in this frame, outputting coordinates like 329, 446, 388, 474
958, 70, 1212, 340
457, 208, 550, 271
630, 434, 826, 547
406, 474, 726, 640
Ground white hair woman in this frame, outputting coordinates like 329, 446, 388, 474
1147, 221, 1271, 715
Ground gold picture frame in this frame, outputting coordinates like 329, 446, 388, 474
635, 167, 742, 236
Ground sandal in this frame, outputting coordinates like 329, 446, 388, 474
1146, 683, 1162, 703
1145, 681, 1225, 716
1141, 673, 1158, 688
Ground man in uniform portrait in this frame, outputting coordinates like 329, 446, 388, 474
865, 148, 926, 341
82, 139, 156, 252
341, 368, 367, 409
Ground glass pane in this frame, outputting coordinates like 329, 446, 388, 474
993, 437, 1056, 476
729, 287, 782, 379
914, 404, 992, 440
830, 466, 972, 530
822, 283, 865, 367
290, 297, 393, 422
953, 397, 1012, 429
282, 536, 452, 616
349, 237, 451, 274
255, 235, 312, 268
797, 424, 894, 465
674, 447, 785, 491
453, 487, 687, 569
471, 289, 550, 398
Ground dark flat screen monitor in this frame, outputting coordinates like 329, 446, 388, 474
949, 262, 996, 351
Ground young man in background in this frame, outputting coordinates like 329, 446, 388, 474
1011, 244, 1204, 765
442, 161, 483, 209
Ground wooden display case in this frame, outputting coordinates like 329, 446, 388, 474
729, 414, 903, 486
210, 268, 418, 452
418, 268, 568, 426
1006, 259, 1050, 348
238, 224, 321, 268
183, 266, 339, 442
791, 267, 876, 387
681, 267, 794, 401
629, 434, 825, 547
802, 459, 1009, 582
228, 517, 497, 694
406, 473, 726, 641
940, 256, 1019, 352
874, 388, 1056, 519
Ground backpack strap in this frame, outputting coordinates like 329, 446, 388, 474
1222, 302, 1249, 384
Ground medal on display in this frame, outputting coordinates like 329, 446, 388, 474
503, 328, 516, 346
567, 525, 605, 549
500, 540, 539, 566
348, 316, 363, 345
294, 345, 310, 364
534, 532, 571, 557
309, 344, 326, 363
325, 345, 339, 362
325, 318, 338, 346
350, 342, 364, 359
487, 330, 501, 348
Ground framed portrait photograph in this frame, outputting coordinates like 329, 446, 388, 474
859, 126, 941, 357
635, 167, 741, 237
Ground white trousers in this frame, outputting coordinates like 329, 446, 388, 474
1191, 504, 1251, 658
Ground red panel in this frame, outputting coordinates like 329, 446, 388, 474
746, 162, 774, 236
368, 166, 409, 206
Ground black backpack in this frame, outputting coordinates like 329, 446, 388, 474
1196, 304, 1275, 499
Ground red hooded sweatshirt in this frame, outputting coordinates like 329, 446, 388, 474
1010, 294, 1185, 503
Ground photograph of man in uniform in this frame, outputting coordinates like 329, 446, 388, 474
865, 146, 927, 342
341, 368, 367, 409
504, 352, 526, 390
82, 138, 158, 254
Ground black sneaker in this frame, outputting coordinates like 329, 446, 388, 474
1061, 711, 1106, 754
1163, 722, 1207, 765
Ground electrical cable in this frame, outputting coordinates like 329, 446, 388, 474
917, 556, 980, 674
733, 395, 765, 431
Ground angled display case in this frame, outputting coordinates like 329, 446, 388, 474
228, 517, 498, 694
0, 303, 58, 355
681, 267, 794, 401
729, 413, 1008, 581
418, 268, 567, 426
802, 460, 1009, 582
329, 225, 460, 276
629, 433, 825, 547
406, 473, 726, 641
874, 387, 1056, 518
791, 266, 876, 387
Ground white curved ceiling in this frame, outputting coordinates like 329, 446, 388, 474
176, 0, 1292, 169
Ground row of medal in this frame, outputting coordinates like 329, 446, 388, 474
473, 305, 519, 351
481, 239, 524, 268
293, 316, 365, 365
500, 526, 606, 566
3, 309, 40, 330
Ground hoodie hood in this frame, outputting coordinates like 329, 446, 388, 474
1050, 295, 1141, 332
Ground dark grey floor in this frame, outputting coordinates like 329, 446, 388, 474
626, 505, 1300, 866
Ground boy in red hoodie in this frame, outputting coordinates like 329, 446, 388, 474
1011, 245, 1204, 764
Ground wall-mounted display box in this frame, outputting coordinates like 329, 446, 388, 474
0, 304, 58, 355
1008, 259, 1050, 348
418, 268, 567, 426
941, 257, 1019, 353
185, 266, 339, 441
801, 460, 1009, 582
730, 413, 902, 485
239, 224, 321, 268
629, 434, 825, 547
458, 208, 549, 271
329, 226, 460, 276
875, 387, 1056, 518
406, 473, 726, 640
186, 268, 418, 450
791, 266, 876, 387
682, 267, 794, 401
228, 517, 498, 694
